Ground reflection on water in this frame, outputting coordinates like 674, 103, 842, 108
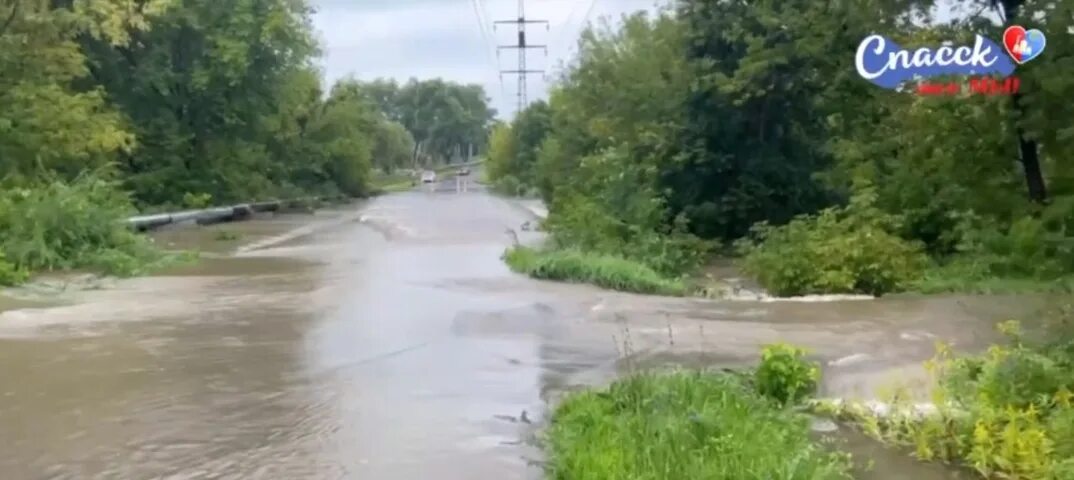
0, 191, 1034, 479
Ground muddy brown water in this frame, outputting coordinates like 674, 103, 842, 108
0, 185, 1041, 479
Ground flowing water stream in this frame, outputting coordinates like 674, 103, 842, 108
0, 185, 1039, 479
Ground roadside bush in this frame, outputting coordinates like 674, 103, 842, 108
737, 189, 928, 296
0, 175, 173, 278
0, 252, 28, 286
950, 212, 1074, 280
544, 191, 710, 277
182, 192, 213, 209
830, 320, 1074, 479
493, 175, 525, 197
546, 371, 853, 480
755, 343, 821, 405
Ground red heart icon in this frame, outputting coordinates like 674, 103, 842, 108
1004, 25, 1027, 63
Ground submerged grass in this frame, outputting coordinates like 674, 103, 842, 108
546, 370, 854, 480
503, 246, 688, 296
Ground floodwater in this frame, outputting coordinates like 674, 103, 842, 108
0, 182, 1040, 479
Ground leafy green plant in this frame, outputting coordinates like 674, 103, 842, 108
755, 343, 821, 405
547, 370, 853, 480
831, 320, 1074, 479
492, 175, 525, 197
182, 192, 213, 209
0, 252, 29, 286
0, 175, 175, 278
738, 188, 929, 297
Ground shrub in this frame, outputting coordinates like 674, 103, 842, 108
755, 343, 821, 405
493, 175, 525, 196
544, 193, 710, 276
0, 251, 28, 286
182, 192, 213, 209
833, 320, 1074, 479
949, 212, 1074, 280
738, 188, 928, 296
0, 175, 175, 278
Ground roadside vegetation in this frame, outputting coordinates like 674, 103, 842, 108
0, 0, 494, 285
496, 4, 1074, 473
503, 246, 688, 296
486, 0, 1074, 298
546, 344, 855, 479
0, 175, 189, 281
819, 306, 1074, 479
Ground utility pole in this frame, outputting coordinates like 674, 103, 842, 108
495, 0, 548, 114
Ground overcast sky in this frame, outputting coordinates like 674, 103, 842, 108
311, 0, 666, 119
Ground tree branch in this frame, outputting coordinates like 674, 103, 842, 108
0, 1, 20, 37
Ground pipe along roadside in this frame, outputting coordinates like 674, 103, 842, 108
127, 161, 488, 231
126, 196, 347, 232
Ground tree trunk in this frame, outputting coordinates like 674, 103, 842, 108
1015, 110, 1047, 202
1002, 0, 1048, 203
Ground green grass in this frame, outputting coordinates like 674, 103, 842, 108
546, 370, 854, 480
370, 173, 415, 194
503, 246, 688, 296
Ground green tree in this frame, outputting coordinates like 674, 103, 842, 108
371, 119, 416, 174
77, 0, 323, 205
0, 0, 143, 182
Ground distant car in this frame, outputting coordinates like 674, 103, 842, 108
421, 171, 436, 183
457, 168, 471, 176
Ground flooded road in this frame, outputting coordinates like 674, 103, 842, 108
0, 185, 1037, 479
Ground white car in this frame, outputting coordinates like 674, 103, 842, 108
420, 171, 436, 183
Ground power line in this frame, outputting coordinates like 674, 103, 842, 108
580, 0, 599, 34
549, 0, 584, 56
550, 0, 598, 62
470, 0, 509, 105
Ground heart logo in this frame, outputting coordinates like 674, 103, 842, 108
1003, 25, 1046, 64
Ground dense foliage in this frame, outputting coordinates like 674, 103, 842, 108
0, 175, 182, 281
825, 316, 1074, 479
0, 0, 493, 282
489, 0, 1074, 296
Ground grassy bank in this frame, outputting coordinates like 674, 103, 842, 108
546, 369, 853, 480
370, 172, 415, 194
909, 264, 1074, 295
503, 246, 688, 296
